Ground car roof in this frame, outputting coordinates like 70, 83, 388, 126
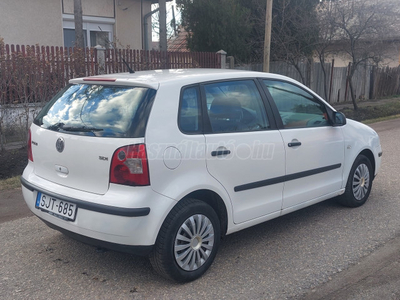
69, 68, 300, 90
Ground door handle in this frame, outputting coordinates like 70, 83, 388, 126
288, 141, 301, 147
211, 150, 231, 157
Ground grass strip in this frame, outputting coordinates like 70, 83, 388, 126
340, 100, 400, 122
0, 176, 21, 191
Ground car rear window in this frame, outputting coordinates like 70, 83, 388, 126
34, 84, 156, 138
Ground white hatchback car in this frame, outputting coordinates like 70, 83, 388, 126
21, 69, 382, 282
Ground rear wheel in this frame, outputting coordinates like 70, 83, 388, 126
150, 198, 220, 282
339, 154, 373, 207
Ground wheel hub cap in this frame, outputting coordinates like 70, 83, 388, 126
191, 236, 202, 250
352, 163, 370, 201
174, 214, 215, 271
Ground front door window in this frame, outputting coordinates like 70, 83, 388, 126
263, 80, 329, 128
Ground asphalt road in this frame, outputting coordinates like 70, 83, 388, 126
1, 119, 400, 300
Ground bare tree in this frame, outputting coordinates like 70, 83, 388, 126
74, 0, 84, 48
159, 0, 167, 51
269, 0, 320, 86
324, 0, 399, 110
0, 37, 5, 152
314, 1, 340, 101
73, 0, 85, 77
151, 4, 179, 48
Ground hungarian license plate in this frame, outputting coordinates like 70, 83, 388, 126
35, 192, 77, 221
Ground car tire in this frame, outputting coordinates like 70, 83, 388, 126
150, 198, 220, 282
338, 154, 373, 207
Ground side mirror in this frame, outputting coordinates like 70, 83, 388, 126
333, 111, 346, 126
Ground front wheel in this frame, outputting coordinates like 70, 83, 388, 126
150, 198, 220, 282
339, 154, 373, 207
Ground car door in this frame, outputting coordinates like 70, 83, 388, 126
203, 79, 286, 224
261, 79, 345, 210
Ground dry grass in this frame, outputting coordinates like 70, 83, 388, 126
340, 99, 400, 122
363, 114, 400, 125
0, 176, 21, 191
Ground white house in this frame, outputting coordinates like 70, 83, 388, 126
0, 0, 169, 50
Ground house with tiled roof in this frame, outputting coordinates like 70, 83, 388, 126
167, 26, 189, 52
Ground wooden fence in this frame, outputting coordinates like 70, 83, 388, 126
236, 61, 400, 103
371, 66, 400, 98
1, 42, 398, 105
0, 44, 221, 105
102, 49, 221, 73
0, 44, 97, 105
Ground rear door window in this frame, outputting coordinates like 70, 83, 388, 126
203, 80, 270, 133
34, 84, 156, 138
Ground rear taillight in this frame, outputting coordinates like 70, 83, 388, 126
110, 144, 150, 186
28, 130, 33, 162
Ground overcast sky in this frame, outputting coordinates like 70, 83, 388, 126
152, 0, 181, 41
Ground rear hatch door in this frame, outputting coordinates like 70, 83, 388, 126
31, 83, 155, 195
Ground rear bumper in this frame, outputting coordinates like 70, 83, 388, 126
21, 176, 150, 217
40, 218, 153, 256
21, 165, 177, 248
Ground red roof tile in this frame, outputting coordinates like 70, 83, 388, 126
167, 27, 190, 52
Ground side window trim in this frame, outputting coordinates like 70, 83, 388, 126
199, 83, 213, 134
254, 79, 280, 130
257, 78, 285, 129
178, 85, 203, 135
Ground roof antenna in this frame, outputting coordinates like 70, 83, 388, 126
122, 57, 135, 74
98, 26, 135, 73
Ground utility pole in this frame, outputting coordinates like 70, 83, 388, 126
159, 0, 167, 52
263, 0, 273, 72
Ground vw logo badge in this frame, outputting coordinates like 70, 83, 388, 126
56, 137, 65, 153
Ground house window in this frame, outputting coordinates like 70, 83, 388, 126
63, 15, 114, 48
63, 29, 88, 48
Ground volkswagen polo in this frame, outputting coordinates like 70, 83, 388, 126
21, 69, 382, 282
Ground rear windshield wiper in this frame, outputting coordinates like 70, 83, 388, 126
47, 122, 65, 131
61, 126, 104, 132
